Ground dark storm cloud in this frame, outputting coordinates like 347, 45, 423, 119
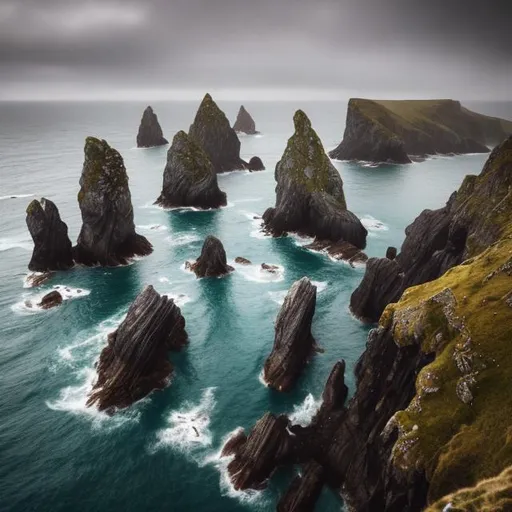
0, 0, 510, 99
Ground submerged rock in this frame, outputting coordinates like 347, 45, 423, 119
74, 137, 153, 266
38, 290, 63, 310
189, 235, 234, 278
263, 277, 317, 391
262, 110, 367, 249
136, 106, 168, 148
233, 105, 259, 135
155, 131, 227, 209
87, 285, 187, 412
26, 198, 73, 272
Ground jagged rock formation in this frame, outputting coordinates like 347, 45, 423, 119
304, 239, 368, 265
87, 285, 187, 412
38, 290, 63, 310
247, 156, 265, 171
189, 94, 263, 173
330, 99, 512, 163
26, 198, 73, 272
277, 462, 325, 512
188, 235, 234, 278
136, 106, 168, 148
73, 137, 153, 266
155, 131, 227, 209
351, 135, 512, 322
262, 110, 367, 249
263, 278, 318, 391
233, 105, 259, 135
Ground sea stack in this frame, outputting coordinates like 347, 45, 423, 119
26, 198, 74, 271
188, 235, 234, 278
263, 277, 318, 391
155, 131, 227, 209
136, 106, 168, 148
233, 105, 259, 135
86, 285, 187, 412
262, 110, 367, 250
73, 137, 153, 266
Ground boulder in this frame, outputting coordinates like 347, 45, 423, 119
155, 131, 227, 209
247, 156, 265, 171
26, 198, 73, 272
136, 106, 168, 148
38, 290, 63, 310
261, 263, 279, 273
263, 277, 317, 391
73, 137, 153, 266
262, 110, 367, 249
235, 257, 252, 265
86, 285, 187, 412
233, 105, 259, 135
189, 236, 234, 278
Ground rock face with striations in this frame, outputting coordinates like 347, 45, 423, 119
351, 135, 512, 322
86, 285, 187, 413
233, 105, 259, 135
262, 110, 367, 250
330, 98, 512, 164
188, 235, 234, 278
26, 198, 74, 272
73, 137, 153, 266
155, 131, 227, 209
136, 106, 168, 148
263, 277, 318, 391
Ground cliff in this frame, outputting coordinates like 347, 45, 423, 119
155, 131, 227, 209
330, 99, 512, 163
262, 110, 367, 250
26, 198, 73, 271
136, 106, 168, 148
233, 105, 259, 134
351, 135, 512, 322
74, 137, 153, 266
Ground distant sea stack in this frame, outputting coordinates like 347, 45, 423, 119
87, 285, 187, 412
155, 131, 227, 209
329, 98, 512, 164
189, 94, 263, 173
26, 198, 74, 272
351, 134, 512, 322
263, 277, 318, 391
73, 137, 153, 266
262, 110, 367, 249
233, 105, 259, 135
136, 106, 168, 148
188, 235, 234, 278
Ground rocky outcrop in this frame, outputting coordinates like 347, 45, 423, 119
233, 105, 259, 135
136, 106, 168, 148
189, 94, 263, 173
26, 198, 73, 272
263, 277, 318, 391
386, 246, 397, 260
86, 285, 187, 412
188, 235, 234, 278
235, 257, 251, 265
351, 135, 512, 322
277, 462, 325, 512
247, 156, 265, 171
262, 110, 367, 249
155, 131, 227, 209
74, 137, 153, 266
330, 98, 512, 163
38, 290, 63, 309
304, 239, 368, 265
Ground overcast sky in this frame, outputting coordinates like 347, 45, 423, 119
0, 0, 510, 100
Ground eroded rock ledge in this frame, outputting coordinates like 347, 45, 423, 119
155, 131, 227, 209
263, 277, 318, 391
74, 137, 153, 266
87, 285, 187, 412
188, 235, 234, 278
136, 106, 168, 148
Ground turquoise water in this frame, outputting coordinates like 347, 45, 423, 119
0, 100, 505, 511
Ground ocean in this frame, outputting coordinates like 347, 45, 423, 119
1, 99, 510, 511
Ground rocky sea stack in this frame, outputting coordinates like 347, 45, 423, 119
233, 105, 259, 135
330, 98, 512, 164
263, 277, 318, 391
351, 135, 512, 322
262, 110, 367, 249
87, 285, 187, 412
188, 235, 234, 278
155, 131, 227, 209
136, 106, 168, 148
26, 198, 73, 272
73, 137, 153, 266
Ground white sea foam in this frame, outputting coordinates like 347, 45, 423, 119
0, 193, 34, 201
311, 281, 328, 294
289, 232, 315, 247
0, 236, 32, 252
165, 292, 193, 308
234, 262, 284, 283
289, 394, 322, 427
11, 285, 90, 315
258, 370, 270, 387
360, 215, 389, 232
136, 224, 168, 232
158, 277, 170, 283
268, 281, 327, 306
166, 233, 201, 247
